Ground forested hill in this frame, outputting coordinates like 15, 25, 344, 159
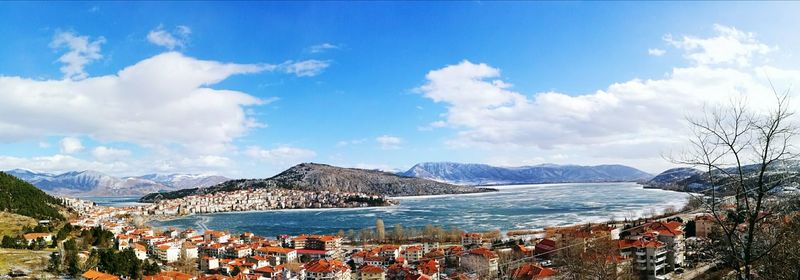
141, 162, 494, 202
0, 172, 65, 221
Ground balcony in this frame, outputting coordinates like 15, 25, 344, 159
654, 263, 667, 271
636, 251, 646, 256
655, 249, 668, 256
655, 256, 667, 263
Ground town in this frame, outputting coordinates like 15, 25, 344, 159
3, 192, 767, 280
141, 189, 393, 217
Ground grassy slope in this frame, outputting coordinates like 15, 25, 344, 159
0, 248, 56, 276
0, 212, 37, 237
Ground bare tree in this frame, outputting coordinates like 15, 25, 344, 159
677, 90, 798, 280
375, 219, 385, 243
554, 238, 637, 280
392, 223, 404, 243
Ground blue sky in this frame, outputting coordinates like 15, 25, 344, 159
1, 2, 800, 178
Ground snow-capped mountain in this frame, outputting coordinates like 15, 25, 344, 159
2, 169, 230, 197
399, 162, 653, 185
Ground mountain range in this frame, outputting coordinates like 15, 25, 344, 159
140, 163, 494, 202
644, 161, 800, 192
398, 162, 653, 185
3, 169, 229, 197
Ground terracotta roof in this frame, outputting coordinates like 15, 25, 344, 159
304, 259, 349, 274
468, 247, 498, 259
143, 271, 193, 280
403, 245, 422, 252
254, 266, 278, 274
359, 264, 385, 273
82, 269, 120, 280
23, 233, 52, 240
418, 260, 439, 275
511, 263, 556, 280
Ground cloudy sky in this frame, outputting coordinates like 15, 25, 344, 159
1, 2, 800, 178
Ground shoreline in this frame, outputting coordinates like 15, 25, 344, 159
142, 183, 689, 238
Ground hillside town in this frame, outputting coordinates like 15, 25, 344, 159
142, 189, 393, 217
16, 194, 762, 280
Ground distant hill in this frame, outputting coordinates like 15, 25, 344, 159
647, 168, 704, 185
0, 172, 65, 221
645, 161, 800, 193
140, 163, 494, 202
399, 162, 653, 185
4, 169, 229, 197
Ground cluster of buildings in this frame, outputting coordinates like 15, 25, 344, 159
61, 192, 735, 280
145, 189, 392, 216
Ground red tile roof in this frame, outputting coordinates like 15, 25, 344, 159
468, 247, 498, 259
359, 264, 385, 273
511, 263, 556, 280
304, 259, 349, 274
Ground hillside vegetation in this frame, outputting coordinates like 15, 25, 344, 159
141, 163, 494, 202
0, 172, 64, 221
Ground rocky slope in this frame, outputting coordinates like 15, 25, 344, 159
140, 163, 495, 202
400, 162, 653, 185
4, 169, 229, 197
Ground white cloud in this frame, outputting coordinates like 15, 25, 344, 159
336, 138, 366, 147
664, 24, 775, 66
49, 31, 106, 80
59, 137, 84, 154
281, 60, 330, 77
648, 48, 666, 56
147, 25, 191, 50
245, 146, 317, 164
0, 52, 271, 155
91, 146, 131, 161
309, 43, 340, 53
418, 25, 800, 172
376, 135, 403, 150
0, 154, 127, 174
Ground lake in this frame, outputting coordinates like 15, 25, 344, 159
133, 183, 689, 237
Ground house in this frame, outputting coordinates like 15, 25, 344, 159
81, 269, 120, 280
143, 271, 196, 280
226, 245, 252, 259
534, 239, 557, 259
156, 245, 181, 263
204, 230, 230, 243
510, 263, 556, 280
630, 221, 686, 271
417, 259, 440, 280
200, 256, 220, 271
292, 235, 343, 259
377, 245, 400, 259
134, 243, 148, 260
23, 232, 53, 245
401, 246, 423, 263
253, 265, 281, 279
461, 233, 483, 247
254, 246, 298, 264
297, 249, 335, 261
460, 247, 499, 277
357, 264, 386, 280
619, 236, 669, 280
694, 214, 717, 239
304, 259, 351, 280
183, 243, 199, 259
